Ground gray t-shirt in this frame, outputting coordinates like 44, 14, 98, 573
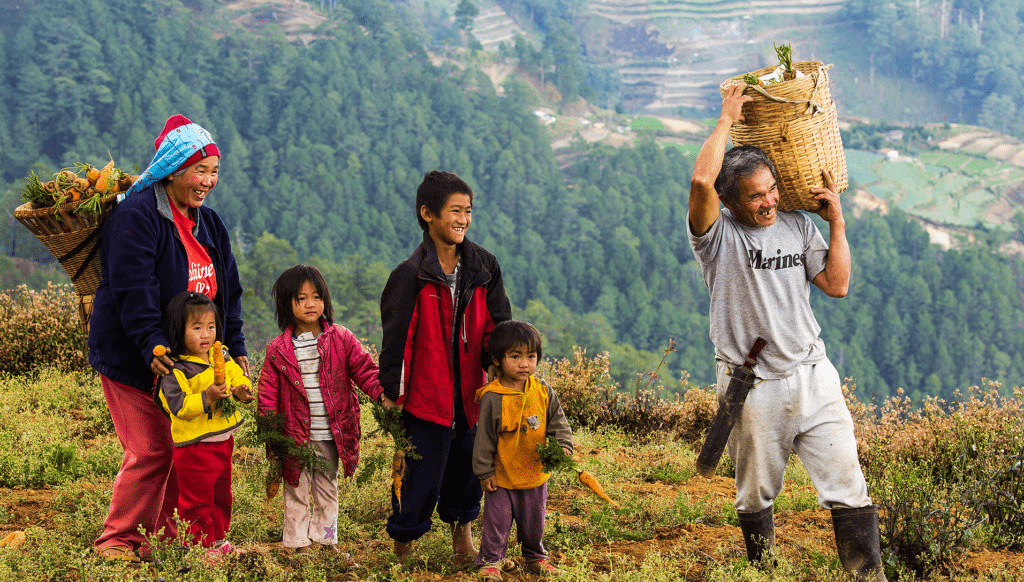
688, 208, 829, 378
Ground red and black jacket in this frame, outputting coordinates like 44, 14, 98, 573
379, 233, 511, 428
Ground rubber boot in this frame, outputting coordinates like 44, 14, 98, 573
831, 505, 888, 582
737, 506, 775, 566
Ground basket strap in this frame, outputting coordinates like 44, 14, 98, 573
747, 63, 833, 115
57, 227, 102, 283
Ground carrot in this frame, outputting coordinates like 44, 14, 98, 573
211, 341, 226, 384
86, 166, 101, 183
152, 345, 167, 357
578, 470, 619, 508
0, 531, 26, 549
266, 457, 282, 501
392, 448, 406, 510
94, 155, 115, 193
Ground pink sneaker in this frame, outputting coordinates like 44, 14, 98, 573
526, 559, 563, 576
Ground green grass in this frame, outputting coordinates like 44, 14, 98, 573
631, 117, 666, 131
964, 158, 998, 176
3, 368, 1024, 581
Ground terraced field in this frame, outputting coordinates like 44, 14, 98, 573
589, 0, 845, 22
845, 148, 1024, 229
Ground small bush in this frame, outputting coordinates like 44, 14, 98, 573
0, 284, 88, 375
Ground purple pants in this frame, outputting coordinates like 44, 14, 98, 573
477, 483, 548, 566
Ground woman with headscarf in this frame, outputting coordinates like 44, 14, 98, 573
89, 114, 248, 561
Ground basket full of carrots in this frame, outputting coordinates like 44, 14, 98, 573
14, 156, 137, 334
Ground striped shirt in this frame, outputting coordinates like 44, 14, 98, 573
292, 331, 332, 440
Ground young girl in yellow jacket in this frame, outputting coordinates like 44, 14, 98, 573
156, 291, 254, 556
471, 320, 573, 580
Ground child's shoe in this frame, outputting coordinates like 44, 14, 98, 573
203, 539, 237, 565
478, 564, 503, 581
97, 544, 140, 563
525, 558, 563, 576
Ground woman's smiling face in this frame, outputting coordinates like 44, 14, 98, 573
166, 157, 219, 214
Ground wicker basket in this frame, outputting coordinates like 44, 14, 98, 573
14, 195, 117, 332
720, 61, 847, 212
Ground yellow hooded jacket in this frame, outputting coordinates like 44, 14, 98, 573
156, 345, 250, 446
472, 376, 573, 490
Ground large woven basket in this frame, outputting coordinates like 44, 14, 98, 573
720, 61, 847, 212
14, 195, 117, 334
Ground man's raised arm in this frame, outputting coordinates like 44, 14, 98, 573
689, 84, 752, 237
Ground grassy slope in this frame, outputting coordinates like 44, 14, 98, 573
1, 368, 1023, 581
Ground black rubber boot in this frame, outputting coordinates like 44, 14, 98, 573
831, 505, 888, 582
737, 506, 775, 565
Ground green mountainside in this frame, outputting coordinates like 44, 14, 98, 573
1, 0, 1023, 402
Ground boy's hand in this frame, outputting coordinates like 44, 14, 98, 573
380, 395, 400, 411
206, 382, 229, 403
232, 383, 255, 403
480, 476, 497, 492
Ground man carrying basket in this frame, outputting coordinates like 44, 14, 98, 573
687, 84, 886, 582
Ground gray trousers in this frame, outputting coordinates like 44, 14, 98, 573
282, 439, 340, 548
717, 358, 871, 513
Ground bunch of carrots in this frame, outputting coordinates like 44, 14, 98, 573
357, 402, 420, 511
537, 437, 619, 508
20, 154, 137, 214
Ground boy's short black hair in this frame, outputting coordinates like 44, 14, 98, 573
416, 170, 474, 232
489, 320, 543, 363
164, 291, 221, 356
715, 145, 778, 204
271, 264, 334, 331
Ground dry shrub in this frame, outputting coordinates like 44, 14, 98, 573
0, 284, 88, 375
536, 347, 618, 427
847, 379, 1024, 574
537, 347, 720, 443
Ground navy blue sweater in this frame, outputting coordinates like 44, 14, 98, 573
88, 184, 247, 391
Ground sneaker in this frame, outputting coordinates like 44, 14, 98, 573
525, 559, 563, 576
478, 565, 503, 581
97, 545, 140, 563
209, 540, 235, 556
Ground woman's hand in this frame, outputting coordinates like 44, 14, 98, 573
235, 355, 250, 377
480, 476, 497, 493
150, 353, 174, 376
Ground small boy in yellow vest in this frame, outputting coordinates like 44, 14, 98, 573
472, 320, 573, 580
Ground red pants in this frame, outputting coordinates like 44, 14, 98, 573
173, 438, 234, 547
95, 376, 179, 551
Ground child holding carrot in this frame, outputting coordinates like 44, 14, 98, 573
155, 291, 253, 555
472, 320, 573, 580
257, 265, 385, 558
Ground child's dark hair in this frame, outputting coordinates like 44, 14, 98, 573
416, 170, 474, 232
164, 291, 221, 356
271, 264, 334, 331
489, 320, 543, 363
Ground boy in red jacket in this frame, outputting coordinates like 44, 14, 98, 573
379, 171, 511, 564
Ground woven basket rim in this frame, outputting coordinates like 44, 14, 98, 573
721, 61, 828, 89
14, 193, 117, 219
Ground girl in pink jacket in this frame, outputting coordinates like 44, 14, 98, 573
257, 265, 385, 556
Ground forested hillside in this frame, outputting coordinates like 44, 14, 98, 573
846, 0, 1024, 133
1, 0, 1023, 401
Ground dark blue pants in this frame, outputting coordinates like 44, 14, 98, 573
385, 411, 482, 543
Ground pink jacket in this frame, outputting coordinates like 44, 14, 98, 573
257, 321, 383, 487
